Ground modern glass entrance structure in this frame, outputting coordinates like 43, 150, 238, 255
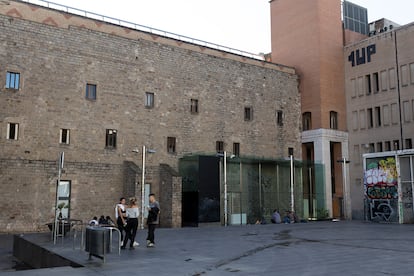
179, 154, 327, 226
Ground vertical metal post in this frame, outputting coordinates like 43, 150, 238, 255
290, 155, 294, 213
341, 157, 346, 218
141, 145, 146, 230
259, 162, 262, 215
240, 161, 243, 225
224, 151, 228, 226
53, 152, 64, 245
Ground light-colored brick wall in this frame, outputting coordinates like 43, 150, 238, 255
0, 2, 301, 232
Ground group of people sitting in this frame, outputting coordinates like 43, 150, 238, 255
88, 215, 115, 226
256, 209, 301, 224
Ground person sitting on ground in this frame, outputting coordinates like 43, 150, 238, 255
271, 209, 281, 224
98, 215, 107, 225
283, 211, 291, 224
106, 216, 115, 226
89, 216, 99, 226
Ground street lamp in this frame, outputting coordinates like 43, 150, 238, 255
217, 151, 235, 226
288, 148, 294, 213
132, 146, 156, 230
337, 157, 350, 219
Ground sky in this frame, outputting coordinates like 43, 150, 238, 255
45, 0, 414, 55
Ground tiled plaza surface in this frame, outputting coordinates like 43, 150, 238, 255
1, 221, 414, 275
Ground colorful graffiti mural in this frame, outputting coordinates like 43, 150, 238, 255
364, 157, 398, 222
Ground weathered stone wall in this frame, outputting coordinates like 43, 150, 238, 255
0, 2, 301, 232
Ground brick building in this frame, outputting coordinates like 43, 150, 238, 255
0, 0, 301, 232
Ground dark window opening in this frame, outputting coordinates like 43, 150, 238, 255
167, 137, 176, 153
367, 108, 373, 128
406, 138, 413, 149
233, 142, 240, 157
375, 106, 381, 127
7, 123, 19, 140
365, 74, 372, 95
303, 112, 312, 131
276, 110, 283, 126
105, 129, 117, 148
373, 72, 379, 93
216, 141, 224, 153
244, 107, 253, 121
60, 129, 70, 144
190, 99, 199, 113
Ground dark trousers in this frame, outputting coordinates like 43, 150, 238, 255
117, 217, 126, 241
123, 218, 138, 247
147, 224, 156, 243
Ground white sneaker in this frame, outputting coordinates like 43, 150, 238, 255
147, 243, 154, 248
133, 241, 139, 247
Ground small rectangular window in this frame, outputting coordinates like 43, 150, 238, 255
367, 108, 373, 128
403, 101, 411, 122
369, 143, 375, 153
233, 142, 240, 157
352, 111, 358, 131
86, 83, 97, 100
359, 110, 366, 129
376, 142, 383, 152
6, 72, 20, 90
365, 74, 372, 95
401, 65, 409, 86
380, 70, 387, 91
350, 78, 357, 98
405, 138, 412, 150
373, 72, 379, 93
167, 137, 176, 153
145, 92, 154, 108
216, 141, 224, 153
302, 112, 312, 131
383, 105, 390, 126
60, 129, 70, 144
389, 68, 396, 89
393, 140, 400, 150
190, 99, 199, 114
7, 123, 19, 140
353, 145, 360, 165
105, 129, 117, 149
410, 63, 414, 84
244, 107, 253, 121
375, 106, 381, 127
330, 111, 338, 130
357, 76, 364, 96
391, 103, 399, 124
276, 110, 283, 126
384, 141, 391, 151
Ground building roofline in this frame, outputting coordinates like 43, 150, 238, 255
8, 0, 295, 74
344, 20, 414, 49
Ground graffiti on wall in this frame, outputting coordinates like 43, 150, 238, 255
364, 157, 398, 222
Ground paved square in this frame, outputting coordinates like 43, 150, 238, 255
2, 221, 414, 275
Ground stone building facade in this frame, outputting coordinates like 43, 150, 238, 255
0, 1, 301, 232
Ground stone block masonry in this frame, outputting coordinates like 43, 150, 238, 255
0, 1, 301, 232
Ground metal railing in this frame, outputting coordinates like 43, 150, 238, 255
18, 0, 265, 60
